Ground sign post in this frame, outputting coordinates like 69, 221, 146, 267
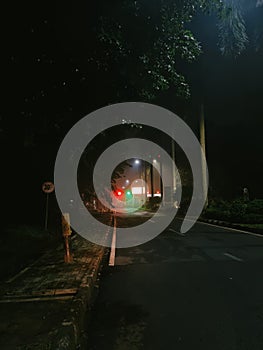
45, 193, 49, 230
42, 181, 55, 230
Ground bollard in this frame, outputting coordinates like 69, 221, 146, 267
62, 213, 73, 263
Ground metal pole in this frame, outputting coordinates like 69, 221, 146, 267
45, 193, 49, 230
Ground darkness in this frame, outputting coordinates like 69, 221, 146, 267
1, 1, 263, 225
191, 6, 263, 199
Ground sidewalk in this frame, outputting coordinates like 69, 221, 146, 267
0, 225, 111, 349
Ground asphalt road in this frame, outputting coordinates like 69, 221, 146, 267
86, 215, 263, 350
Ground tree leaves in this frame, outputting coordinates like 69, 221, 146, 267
92, 0, 249, 99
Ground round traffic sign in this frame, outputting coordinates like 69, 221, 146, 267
42, 181, 55, 194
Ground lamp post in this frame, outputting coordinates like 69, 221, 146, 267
134, 159, 140, 181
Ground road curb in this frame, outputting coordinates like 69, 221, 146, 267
50, 247, 109, 350
49, 216, 112, 350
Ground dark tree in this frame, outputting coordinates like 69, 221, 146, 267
91, 0, 250, 99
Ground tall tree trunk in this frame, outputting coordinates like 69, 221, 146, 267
200, 104, 208, 208
171, 138, 176, 192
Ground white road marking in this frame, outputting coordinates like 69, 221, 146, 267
223, 252, 243, 262
109, 217, 117, 266
168, 228, 185, 236
180, 217, 263, 238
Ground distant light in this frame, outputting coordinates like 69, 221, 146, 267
122, 186, 125, 189
126, 190, 132, 198
134, 159, 140, 164
156, 190, 160, 194
132, 187, 145, 195
153, 159, 157, 163
117, 191, 122, 196
126, 179, 130, 183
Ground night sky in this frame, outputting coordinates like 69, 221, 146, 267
1, 1, 263, 224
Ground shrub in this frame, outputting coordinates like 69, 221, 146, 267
246, 199, 263, 215
203, 198, 263, 224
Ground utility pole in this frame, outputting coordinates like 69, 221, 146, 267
200, 104, 208, 208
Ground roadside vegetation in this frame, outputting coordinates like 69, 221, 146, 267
202, 198, 263, 229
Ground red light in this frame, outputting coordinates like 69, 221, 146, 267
156, 190, 160, 194
114, 189, 123, 197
